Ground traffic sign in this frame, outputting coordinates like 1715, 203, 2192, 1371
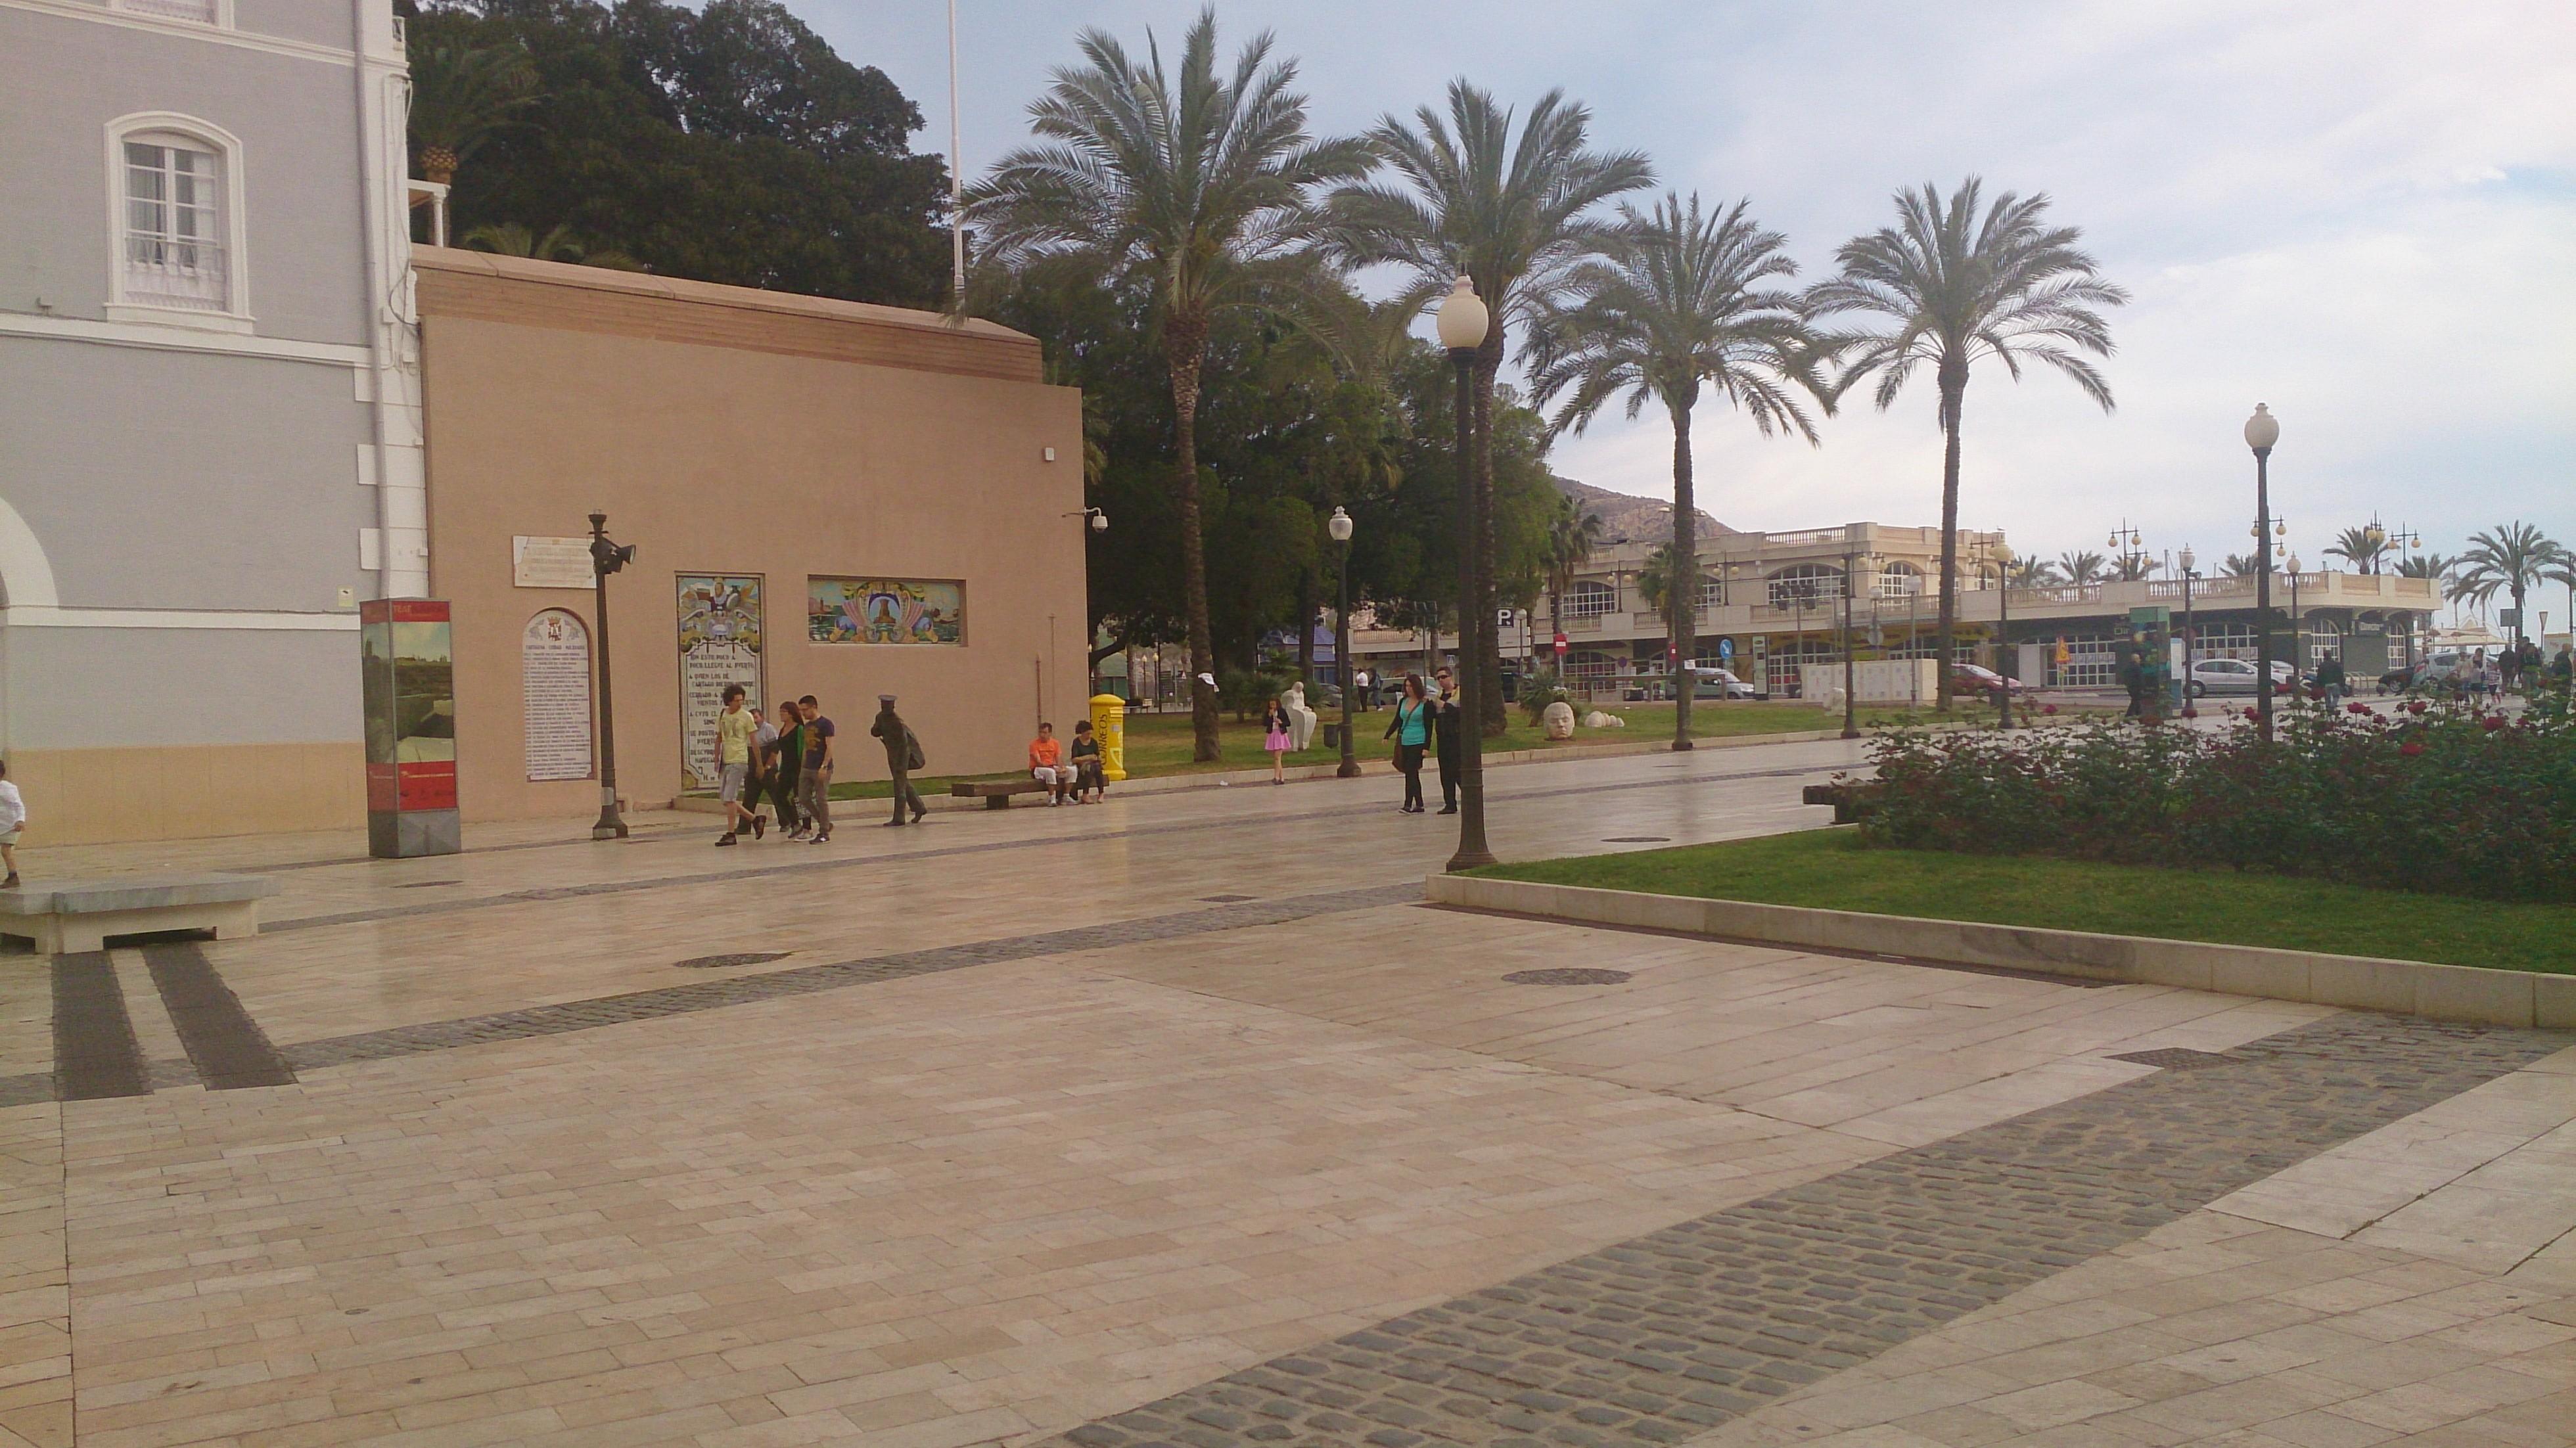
1717, 637, 1734, 660
1552, 633, 1569, 655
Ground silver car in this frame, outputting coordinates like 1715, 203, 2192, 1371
2186, 657, 2295, 697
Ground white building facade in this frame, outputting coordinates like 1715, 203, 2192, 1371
0, 0, 422, 840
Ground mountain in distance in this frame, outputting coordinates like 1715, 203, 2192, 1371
1552, 476, 1733, 548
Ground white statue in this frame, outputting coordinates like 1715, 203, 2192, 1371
1580, 710, 1627, 730
1541, 700, 1576, 740
1283, 683, 1318, 751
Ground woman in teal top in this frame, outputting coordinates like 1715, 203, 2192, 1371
1383, 673, 1433, 813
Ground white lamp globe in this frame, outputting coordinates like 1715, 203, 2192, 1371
1327, 506, 1353, 543
2243, 403, 2280, 451
1434, 276, 1488, 351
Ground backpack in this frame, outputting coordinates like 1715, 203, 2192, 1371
904, 731, 925, 773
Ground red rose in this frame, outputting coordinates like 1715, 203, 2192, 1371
2401, 740, 2424, 756
2346, 702, 2369, 715
2483, 715, 2506, 731
2042, 703, 2058, 715
2406, 699, 2427, 714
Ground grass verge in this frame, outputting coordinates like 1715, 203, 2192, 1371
1475, 828, 2576, 975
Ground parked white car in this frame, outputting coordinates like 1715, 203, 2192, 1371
2186, 657, 2296, 697
1685, 666, 1760, 700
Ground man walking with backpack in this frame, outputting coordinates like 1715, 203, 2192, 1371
872, 694, 928, 827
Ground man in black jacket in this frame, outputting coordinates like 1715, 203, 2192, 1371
871, 694, 928, 827
1431, 666, 1462, 815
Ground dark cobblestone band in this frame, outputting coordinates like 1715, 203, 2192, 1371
0, 882, 1422, 1107
1046, 1013, 2567, 1448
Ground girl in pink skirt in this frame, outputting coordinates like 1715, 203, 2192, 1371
1260, 697, 1293, 784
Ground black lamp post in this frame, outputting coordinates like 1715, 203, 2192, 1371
1330, 506, 1359, 779
587, 510, 635, 840
1840, 549, 1860, 739
1437, 277, 1494, 871
2246, 403, 2280, 742
2178, 545, 2198, 715
1984, 541, 2016, 729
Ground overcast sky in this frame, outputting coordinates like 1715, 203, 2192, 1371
805, 0, 2575, 574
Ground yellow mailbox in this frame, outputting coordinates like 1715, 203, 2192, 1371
1088, 694, 1128, 782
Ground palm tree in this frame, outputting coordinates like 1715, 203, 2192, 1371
1808, 179, 2127, 708
407, 39, 540, 189
2325, 525, 2390, 575
2110, 552, 2160, 582
1331, 83, 1651, 732
968, 9, 1373, 761
1540, 493, 1605, 650
1527, 194, 1829, 750
2008, 556, 2058, 589
2454, 522, 2565, 646
460, 222, 645, 271
2220, 553, 2265, 580
2397, 551, 2454, 581
2056, 550, 2107, 585
1634, 543, 1684, 616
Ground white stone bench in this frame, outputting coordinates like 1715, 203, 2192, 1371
0, 874, 281, 955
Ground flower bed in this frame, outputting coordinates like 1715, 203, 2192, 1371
1856, 695, 2576, 902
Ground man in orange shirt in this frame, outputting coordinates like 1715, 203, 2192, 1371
1029, 722, 1075, 805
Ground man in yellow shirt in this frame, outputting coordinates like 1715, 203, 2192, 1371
715, 684, 763, 844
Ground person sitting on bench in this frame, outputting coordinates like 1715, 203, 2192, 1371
1028, 723, 1078, 805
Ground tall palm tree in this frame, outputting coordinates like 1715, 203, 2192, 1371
1540, 493, 1605, 652
1527, 192, 1830, 750
2110, 552, 2160, 582
2324, 525, 2390, 575
1634, 543, 1683, 616
968, 10, 1373, 761
2056, 550, 2107, 585
2220, 552, 2266, 580
2397, 551, 2454, 581
407, 39, 540, 189
1808, 179, 2127, 708
2454, 522, 2565, 646
1331, 83, 1651, 732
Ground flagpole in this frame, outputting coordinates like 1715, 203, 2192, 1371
948, 0, 965, 304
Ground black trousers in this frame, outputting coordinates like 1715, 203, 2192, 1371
888, 770, 925, 824
1435, 742, 1460, 807
768, 769, 802, 829
1396, 743, 1426, 808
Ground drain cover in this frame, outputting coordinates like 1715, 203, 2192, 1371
2109, 1047, 2234, 1070
1504, 968, 1634, 986
1601, 836, 1670, 844
394, 879, 463, 889
674, 951, 791, 970
1199, 894, 1256, 903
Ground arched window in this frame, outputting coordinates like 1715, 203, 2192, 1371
1873, 563, 1923, 600
1696, 576, 1724, 611
106, 114, 248, 328
1564, 580, 1616, 618
1766, 564, 1843, 608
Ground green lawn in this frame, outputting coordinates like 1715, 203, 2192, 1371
816, 701, 1954, 800
1477, 828, 2576, 975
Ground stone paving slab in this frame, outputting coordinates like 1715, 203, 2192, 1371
1046, 1013, 2567, 1448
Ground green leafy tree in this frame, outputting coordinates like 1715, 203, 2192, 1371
1529, 192, 1830, 748
967, 9, 1372, 761
413, 0, 950, 306
1809, 178, 2127, 708
1331, 83, 1651, 732
2454, 522, 2565, 645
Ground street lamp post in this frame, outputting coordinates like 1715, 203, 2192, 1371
1840, 549, 1860, 739
1437, 277, 1494, 871
1990, 543, 2015, 729
586, 511, 635, 840
1329, 507, 1359, 779
2288, 552, 2303, 687
2245, 404, 2280, 742
2178, 545, 2198, 715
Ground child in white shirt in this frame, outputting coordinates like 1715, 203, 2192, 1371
0, 760, 24, 888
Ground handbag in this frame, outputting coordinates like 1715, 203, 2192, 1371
904, 732, 926, 772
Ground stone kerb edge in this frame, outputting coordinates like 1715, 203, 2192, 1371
1426, 872, 2574, 1030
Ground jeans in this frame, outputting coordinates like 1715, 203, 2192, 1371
798, 765, 833, 836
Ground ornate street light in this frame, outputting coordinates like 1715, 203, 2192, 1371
2245, 403, 2280, 742
1435, 277, 1494, 871
587, 511, 636, 840
1329, 506, 1359, 779
2178, 545, 2199, 715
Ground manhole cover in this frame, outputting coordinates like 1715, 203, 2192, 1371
1503, 968, 1634, 986
2108, 1047, 2234, 1070
394, 879, 463, 889
1601, 836, 1670, 844
674, 951, 791, 970
1199, 894, 1256, 903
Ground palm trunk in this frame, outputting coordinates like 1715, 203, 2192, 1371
1472, 328, 1505, 735
1167, 316, 1221, 763
1934, 373, 1966, 712
1668, 394, 1696, 751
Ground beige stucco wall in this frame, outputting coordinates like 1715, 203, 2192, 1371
415, 251, 1086, 825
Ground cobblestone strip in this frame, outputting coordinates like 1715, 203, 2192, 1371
262, 765, 1833, 934
1047, 1014, 2568, 1448
277, 882, 1425, 1073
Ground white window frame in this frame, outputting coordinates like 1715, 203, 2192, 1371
108, 0, 236, 27
104, 112, 252, 333
1563, 581, 1617, 620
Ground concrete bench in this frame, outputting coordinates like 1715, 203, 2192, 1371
1801, 781, 1881, 825
950, 779, 1051, 809
0, 874, 281, 955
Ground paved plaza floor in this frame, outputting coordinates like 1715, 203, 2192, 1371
2, 739, 2571, 1448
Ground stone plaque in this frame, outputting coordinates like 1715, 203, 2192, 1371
676, 574, 764, 791
521, 608, 593, 781
513, 535, 594, 590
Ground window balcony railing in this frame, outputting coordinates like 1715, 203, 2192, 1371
124, 236, 229, 311
119, 0, 219, 21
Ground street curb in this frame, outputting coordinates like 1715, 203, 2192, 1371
1423, 872, 2576, 1030
672, 725, 1879, 816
